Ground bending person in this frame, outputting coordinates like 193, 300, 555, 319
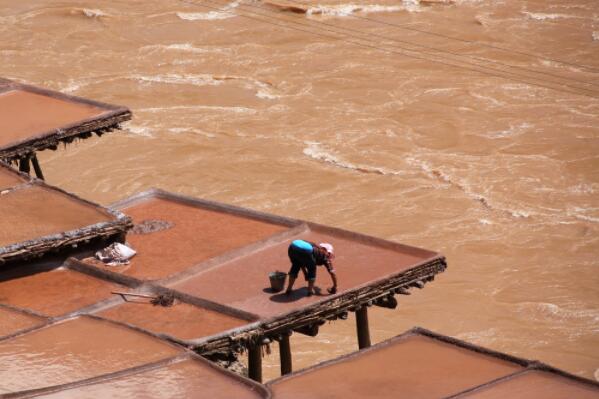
285, 239, 337, 296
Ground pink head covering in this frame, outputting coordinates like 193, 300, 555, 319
319, 243, 334, 255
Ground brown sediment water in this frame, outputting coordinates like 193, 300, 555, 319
0, 185, 113, 247
37, 358, 267, 399
104, 198, 287, 280
3, 0, 598, 381
457, 370, 599, 399
0, 316, 182, 394
98, 301, 250, 340
173, 229, 434, 317
0, 306, 45, 337
0, 89, 107, 147
269, 334, 523, 398
0, 268, 126, 317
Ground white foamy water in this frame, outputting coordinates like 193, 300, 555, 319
81, 8, 109, 18
306, 3, 415, 17
522, 12, 571, 21
127, 72, 277, 98
569, 207, 599, 224
125, 124, 155, 138
168, 127, 216, 137
517, 302, 599, 326
129, 73, 224, 86
471, 92, 505, 106
177, 1, 240, 20
256, 90, 279, 99
303, 142, 405, 176
569, 183, 596, 195
423, 87, 458, 95
508, 209, 531, 219
484, 122, 533, 139
455, 328, 500, 346
137, 105, 257, 114
177, 11, 235, 20
139, 43, 232, 55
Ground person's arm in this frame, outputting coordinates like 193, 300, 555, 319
325, 260, 338, 294
328, 270, 338, 293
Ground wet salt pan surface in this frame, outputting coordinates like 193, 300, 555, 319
0, 306, 45, 338
0, 268, 126, 317
0, 317, 181, 394
0, 90, 108, 148
102, 197, 288, 281
456, 370, 599, 399
98, 301, 249, 340
270, 334, 523, 398
37, 358, 266, 399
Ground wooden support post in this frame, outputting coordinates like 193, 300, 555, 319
31, 154, 45, 180
279, 332, 292, 376
19, 157, 30, 175
248, 343, 262, 383
355, 306, 371, 349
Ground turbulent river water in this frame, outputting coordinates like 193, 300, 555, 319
1, 0, 598, 382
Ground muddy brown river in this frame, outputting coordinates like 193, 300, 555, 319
1, 0, 597, 383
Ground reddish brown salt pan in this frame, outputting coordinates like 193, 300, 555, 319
98, 301, 249, 340
37, 358, 267, 399
0, 316, 182, 394
105, 198, 287, 281
0, 165, 25, 191
0, 306, 45, 337
0, 185, 114, 247
269, 334, 523, 399
0, 89, 108, 148
457, 370, 599, 399
174, 229, 434, 318
0, 268, 126, 317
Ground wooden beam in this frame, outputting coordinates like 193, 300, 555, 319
279, 332, 292, 376
31, 154, 45, 180
248, 343, 262, 383
355, 307, 371, 349
18, 157, 30, 174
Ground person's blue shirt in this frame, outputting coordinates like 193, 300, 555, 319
291, 239, 313, 252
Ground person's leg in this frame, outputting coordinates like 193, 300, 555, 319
306, 262, 317, 296
286, 246, 301, 294
300, 265, 308, 281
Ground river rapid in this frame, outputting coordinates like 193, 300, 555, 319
1, 0, 598, 382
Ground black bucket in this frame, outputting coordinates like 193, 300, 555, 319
269, 271, 287, 292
